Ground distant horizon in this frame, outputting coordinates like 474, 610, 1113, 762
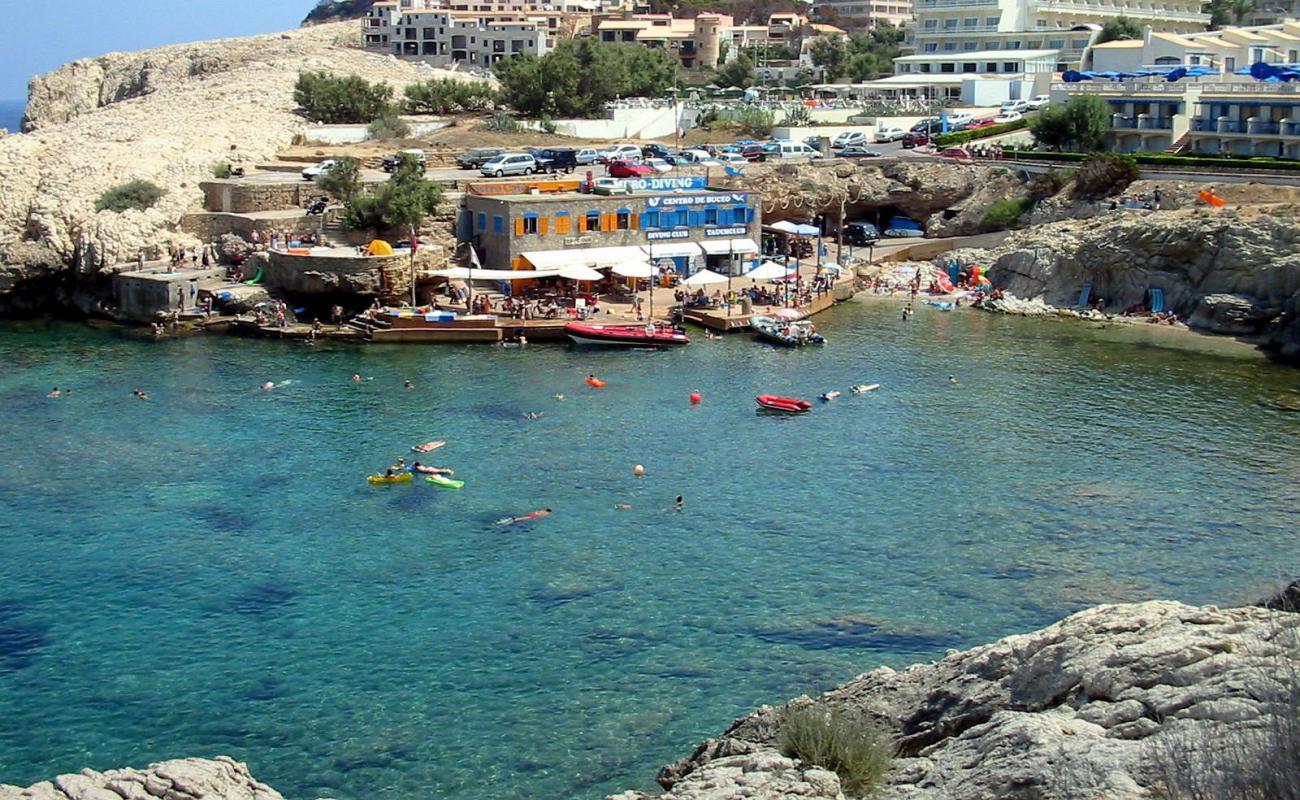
0, 1, 307, 98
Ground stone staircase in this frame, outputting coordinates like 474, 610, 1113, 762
1164, 132, 1192, 154
343, 314, 392, 340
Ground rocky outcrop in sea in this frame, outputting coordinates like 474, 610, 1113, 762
952, 205, 1300, 362
0, 757, 281, 800
607, 595, 1300, 800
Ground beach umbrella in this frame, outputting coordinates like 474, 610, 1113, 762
682, 269, 728, 286
745, 261, 793, 280
770, 220, 802, 233
559, 265, 603, 281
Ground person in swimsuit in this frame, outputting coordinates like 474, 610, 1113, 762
499, 508, 552, 525
48, 387, 61, 397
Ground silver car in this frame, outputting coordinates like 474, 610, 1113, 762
480, 153, 538, 177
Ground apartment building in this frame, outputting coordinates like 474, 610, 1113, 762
364, 0, 593, 65
1053, 20, 1300, 157
811, 0, 915, 31
593, 12, 845, 69
902, 0, 1209, 73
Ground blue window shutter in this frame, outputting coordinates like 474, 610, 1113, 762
477, 213, 486, 231
493, 216, 503, 233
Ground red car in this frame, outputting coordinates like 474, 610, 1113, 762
967, 118, 999, 129
939, 147, 972, 160
608, 160, 654, 178
901, 131, 930, 148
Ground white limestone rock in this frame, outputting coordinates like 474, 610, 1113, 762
0, 758, 281, 800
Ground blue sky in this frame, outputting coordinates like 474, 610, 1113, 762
1, 0, 310, 98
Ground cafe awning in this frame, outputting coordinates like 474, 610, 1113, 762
559, 265, 604, 281
424, 267, 559, 280
700, 238, 759, 256
641, 242, 703, 259
523, 246, 646, 270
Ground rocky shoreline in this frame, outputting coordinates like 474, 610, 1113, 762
4, 589, 1296, 800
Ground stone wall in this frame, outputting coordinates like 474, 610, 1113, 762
263, 249, 442, 298
179, 212, 337, 242
202, 181, 310, 214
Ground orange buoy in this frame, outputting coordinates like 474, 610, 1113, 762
689, 392, 702, 405
585, 374, 606, 388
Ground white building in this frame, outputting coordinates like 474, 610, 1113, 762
903, 0, 1209, 72
1054, 19, 1300, 156
810, 0, 914, 30
364, 0, 557, 65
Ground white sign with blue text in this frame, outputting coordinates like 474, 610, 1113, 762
619, 176, 708, 193
645, 193, 747, 209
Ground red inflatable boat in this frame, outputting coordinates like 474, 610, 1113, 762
756, 395, 812, 414
565, 322, 690, 347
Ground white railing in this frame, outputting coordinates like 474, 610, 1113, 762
1029, 0, 1207, 19
917, 0, 997, 7
1053, 81, 1191, 94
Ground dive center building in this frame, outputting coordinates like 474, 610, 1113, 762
461, 176, 763, 278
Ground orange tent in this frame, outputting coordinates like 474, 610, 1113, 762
367, 239, 395, 256
1198, 190, 1225, 208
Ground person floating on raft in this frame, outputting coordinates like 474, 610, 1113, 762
497, 508, 552, 526
411, 462, 454, 476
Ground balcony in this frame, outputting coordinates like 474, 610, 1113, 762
1251, 121, 1281, 134
1285, 121, 1300, 136
917, 0, 998, 6
1028, 0, 1208, 21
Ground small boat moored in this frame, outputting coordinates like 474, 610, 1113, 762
750, 315, 826, 347
756, 394, 813, 414
565, 322, 691, 347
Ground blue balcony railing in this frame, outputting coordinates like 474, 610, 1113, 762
1112, 116, 1138, 129
1250, 121, 1281, 134
1284, 121, 1300, 137
1139, 117, 1174, 130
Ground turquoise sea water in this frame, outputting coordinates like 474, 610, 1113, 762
1, 302, 1299, 799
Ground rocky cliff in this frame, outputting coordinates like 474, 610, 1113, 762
608, 597, 1300, 800
1, 23, 478, 274
0, 756, 281, 800
956, 205, 1300, 362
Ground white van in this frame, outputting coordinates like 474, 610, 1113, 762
775, 142, 824, 159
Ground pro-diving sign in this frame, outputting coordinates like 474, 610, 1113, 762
622, 176, 708, 192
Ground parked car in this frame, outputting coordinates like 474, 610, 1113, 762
641, 143, 673, 160
832, 131, 867, 149
575, 148, 601, 166
533, 147, 579, 173
716, 153, 749, 167
599, 144, 642, 163
874, 126, 905, 143
993, 110, 1023, 124
802, 136, 825, 151
1026, 94, 1052, 110
676, 149, 721, 165
301, 159, 337, 181
901, 130, 930, 149
457, 148, 504, 170
1000, 100, 1030, 114
480, 152, 538, 177
843, 221, 881, 246
738, 143, 767, 161
945, 112, 974, 127
773, 141, 824, 159
967, 118, 999, 129
911, 118, 940, 133
608, 160, 654, 178
381, 149, 426, 172
643, 157, 674, 173
838, 146, 882, 159
938, 147, 972, 160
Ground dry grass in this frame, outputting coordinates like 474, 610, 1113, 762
778, 703, 894, 797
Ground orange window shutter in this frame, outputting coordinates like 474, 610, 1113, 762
603, 213, 615, 232
630, 214, 639, 230
539, 217, 549, 235
514, 218, 525, 236
557, 216, 570, 234
578, 215, 587, 233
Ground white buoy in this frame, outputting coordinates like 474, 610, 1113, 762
633, 464, 645, 477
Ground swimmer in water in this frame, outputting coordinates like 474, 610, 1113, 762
553, 394, 565, 401
133, 389, 150, 401
261, 381, 275, 392
948, 375, 958, 384
614, 503, 632, 510
404, 379, 413, 389
352, 373, 362, 383
48, 387, 61, 397
498, 508, 552, 526
523, 412, 544, 420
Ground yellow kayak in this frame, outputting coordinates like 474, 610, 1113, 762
367, 473, 412, 485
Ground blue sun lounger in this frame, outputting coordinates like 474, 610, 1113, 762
1149, 287, 1165, 314
1076, 281, 1093, 308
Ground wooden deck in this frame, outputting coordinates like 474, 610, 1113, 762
684, 290, 840, 332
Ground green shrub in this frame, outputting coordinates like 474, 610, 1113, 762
367, 112, 411, 140
933, 118, 1027, 148
1073, 153, 1139, 198
210, 162, 232, 179
403, 78, 497, 114
781, 105, 812, 127
95, 180, 164, 213
1005, 149, 1300, 172
980, 196, 1034, 231
293, 71, 395, 124
538, 113, 557, 134
736, 105, 776, 137
1026, 168, 1072, 200
485, 111, 521, 133
778, 704, 893, 797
